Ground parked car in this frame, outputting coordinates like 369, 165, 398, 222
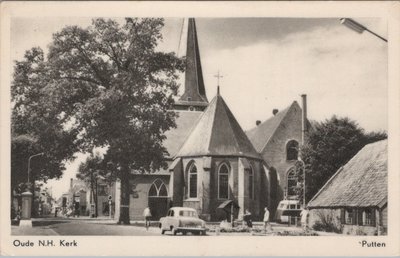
275, 199, 302, 224
159, 207, 206, 235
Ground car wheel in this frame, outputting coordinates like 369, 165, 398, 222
161, 229, 165, 235
172, 228, 178, 235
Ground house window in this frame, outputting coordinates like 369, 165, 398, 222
98, 184, 108, 196
364, 209, 375, 226
286, 140, 299, 161
287, 168, 297, 197
346, 208, 354, 224
218, 163, 229, 199
248, 166, 254, 199
188, 163, 197, 198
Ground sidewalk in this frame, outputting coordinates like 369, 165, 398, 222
12, 225, 59, 236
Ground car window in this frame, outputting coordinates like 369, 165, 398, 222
179, 210, 198, 217
290, 204, 296, 209
170, 210, 174, 217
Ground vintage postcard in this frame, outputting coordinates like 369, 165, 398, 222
1, 1, 399, 256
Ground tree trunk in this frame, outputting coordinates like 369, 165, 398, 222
94, 178, 98, 217
118, 167, 130, 224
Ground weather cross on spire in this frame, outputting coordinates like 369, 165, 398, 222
214, 70, 223, 95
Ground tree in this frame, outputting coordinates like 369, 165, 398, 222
301, 116, 387, 203
12, 18, 184, 224
11, 47, 80, 192
77, 153, 107, 217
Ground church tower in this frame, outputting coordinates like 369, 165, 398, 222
174, 18, 209, 111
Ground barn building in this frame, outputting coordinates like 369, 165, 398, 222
307, 140, 388, 235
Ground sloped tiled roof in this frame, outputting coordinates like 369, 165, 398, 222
176, 93, 261, 160
246, 103, 294, 152
163, 111, 203, 158
307, 140, 387, 208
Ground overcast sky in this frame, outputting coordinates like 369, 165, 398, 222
11, 17, 388, 198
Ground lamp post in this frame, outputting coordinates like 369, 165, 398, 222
340, 18, 387, 42
297, 158, 306, 208
27, 152, 44, 184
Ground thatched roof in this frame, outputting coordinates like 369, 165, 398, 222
176, 93, 261, 160
307, 140, 387, 209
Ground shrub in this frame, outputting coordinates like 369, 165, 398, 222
312, 210, 342, 233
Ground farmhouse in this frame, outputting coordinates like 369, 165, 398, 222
307, 140, 388, 235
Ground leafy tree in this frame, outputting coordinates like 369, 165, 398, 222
301, 116, 387, 203
11, 47, 80, 192
12, 18, 184, 224
76, 153, 107, 217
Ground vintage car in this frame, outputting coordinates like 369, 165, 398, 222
159, 207, 206, 235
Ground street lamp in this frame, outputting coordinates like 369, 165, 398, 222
297, 158, 306, 208
340, 18, 387, 42
27, 152, 44, 184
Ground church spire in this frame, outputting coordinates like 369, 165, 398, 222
176, 18, 208, 110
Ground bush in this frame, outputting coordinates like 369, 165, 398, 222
312, 210, 342, 233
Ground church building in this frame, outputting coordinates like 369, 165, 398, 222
120, 18, 309, 221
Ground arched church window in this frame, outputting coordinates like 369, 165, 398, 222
287, 168, 297, 197
148, 178, 168, 197
188, 163, 197, 198
248, 166, 254, 199
218, 163, 229, 199
286, 140, 299, 161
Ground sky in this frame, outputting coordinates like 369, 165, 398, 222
11, 17, 388, 199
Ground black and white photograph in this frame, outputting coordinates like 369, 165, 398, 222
1, 1, 399, 256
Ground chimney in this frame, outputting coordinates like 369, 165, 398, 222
272, 109, 279, 116
301, 94, 307, 144
256, 120, 261, 126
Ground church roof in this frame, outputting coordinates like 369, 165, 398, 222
246, 103, 295, 152
307, 140, 387, 209
176, 92, 261, 159
177, 18, 208, 104
163, 111, 203, 158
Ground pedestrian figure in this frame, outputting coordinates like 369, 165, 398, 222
143, 207, 152, 230
300, 208, 309, 231
243, 209, 253, 228
54, 207, 58, 217
263, 207, 271, 233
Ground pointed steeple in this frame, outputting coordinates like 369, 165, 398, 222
175, 18, 208, 111
176, 93, 261, 159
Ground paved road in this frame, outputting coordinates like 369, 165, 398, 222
12, 217, 337, 236
13, 219, 161, 236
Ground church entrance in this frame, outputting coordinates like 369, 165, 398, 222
148, 179, 169, 220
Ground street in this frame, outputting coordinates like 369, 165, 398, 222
12, 217, 336, 236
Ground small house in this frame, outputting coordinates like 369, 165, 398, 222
307, 140, 387, 235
